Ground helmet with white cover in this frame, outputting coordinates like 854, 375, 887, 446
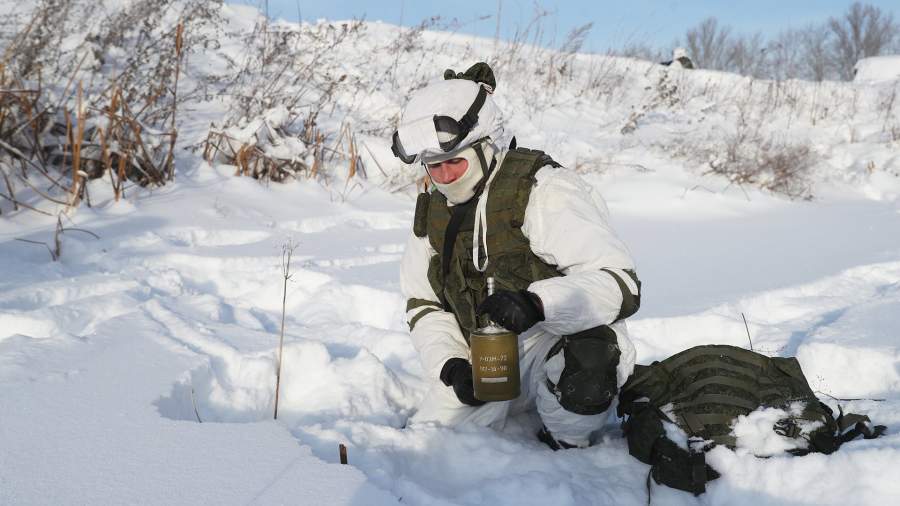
391, 78, 504, 164
391, 63, 505, 204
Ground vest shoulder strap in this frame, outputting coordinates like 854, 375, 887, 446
413, 192, 430, 238
499, 147, 562, 177
487, 147, 562, 230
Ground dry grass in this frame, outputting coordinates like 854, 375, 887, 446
202, 119, 366, 187
0, 12, 186, 216
707, 140, 815, 199
203, 129, 312, 182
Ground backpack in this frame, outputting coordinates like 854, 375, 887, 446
617, 344, 886, 496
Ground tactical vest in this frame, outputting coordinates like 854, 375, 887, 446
617, 345, 886, 496
411, 148, 563, 341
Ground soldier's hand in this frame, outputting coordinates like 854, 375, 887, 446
440, 358, 485, 407
476, 289, 545, 334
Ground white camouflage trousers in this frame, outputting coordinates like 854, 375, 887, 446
409, 323, 634, 447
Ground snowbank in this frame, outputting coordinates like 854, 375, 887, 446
854, 55, 900, 82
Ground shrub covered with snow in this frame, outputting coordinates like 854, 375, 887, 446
854, 56, 900, 83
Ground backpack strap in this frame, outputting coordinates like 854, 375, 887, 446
620, 396, 721, 496
647, 433, 719, 496
835, 408, 887, 444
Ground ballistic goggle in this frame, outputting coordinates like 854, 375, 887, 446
391, 85, 488, 164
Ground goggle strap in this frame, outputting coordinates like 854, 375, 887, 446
435, 86, 488, 152
457, 85, 487, 133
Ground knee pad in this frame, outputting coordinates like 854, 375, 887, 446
546, 325, 621, 415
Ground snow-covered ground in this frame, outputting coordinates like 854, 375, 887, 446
2, 2, 900, 505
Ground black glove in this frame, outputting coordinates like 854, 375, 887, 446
440, 358, 485, 407
476, 289, 544, 333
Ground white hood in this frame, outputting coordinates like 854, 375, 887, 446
428, 142, 499, 205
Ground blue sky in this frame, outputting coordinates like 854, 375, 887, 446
231, 1, 900, 52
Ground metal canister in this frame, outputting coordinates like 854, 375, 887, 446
469, 278, 521, 402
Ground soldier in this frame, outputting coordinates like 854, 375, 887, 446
394, 63, 641, 449
661, 47, 695, 69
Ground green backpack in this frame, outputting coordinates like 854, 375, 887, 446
617, 345, 886, 495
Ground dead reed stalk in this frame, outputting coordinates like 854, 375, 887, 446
274, 239, 296, 420
163, 22, 185, 182
69, 82, 86, 209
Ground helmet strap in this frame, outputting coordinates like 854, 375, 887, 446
469, 140, 497, 202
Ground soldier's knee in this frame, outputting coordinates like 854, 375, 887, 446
546, 325, 621, 415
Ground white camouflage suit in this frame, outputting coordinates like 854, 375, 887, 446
401, 157, 640, 446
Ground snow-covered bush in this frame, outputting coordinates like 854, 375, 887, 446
854, 56, 900, 83
199, 15, 369, 184
203, 106, 364, 184
4, 0, 897, 213
0, 0, 223, 214
708, 139, 815, 200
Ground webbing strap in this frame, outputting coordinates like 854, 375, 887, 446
689, 450, 708, 495
470, 142, 497, 200
836, 410, 871, 433
406, 298, 441, 312
839, 422, 887, 443
648, 436, 711, 496
408, 307, 439, 331
708, 433, 738, 447
623, 362, 669, 392
675, 361, 762, 384
663, 346, 770, 374
413, 192, 430, 238
601, 268, 641, 322
679, 413, 740, 447
689, 412, 747, 427
677, 394, 759, 412
679, 412, 706, 435
836, 408, 887, 443
670, 375, 761, 403
441, 200, 475, 278
458, 85, 487, 132
645, 468, 653, 506
471, 147, 497, 272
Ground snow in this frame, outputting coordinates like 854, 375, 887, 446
660, 403, 690, 450
2, 2, 900, 505
731, 403, 821, 456
854, 56, 900, 83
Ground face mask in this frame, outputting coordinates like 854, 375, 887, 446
429, 143, 495, 204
